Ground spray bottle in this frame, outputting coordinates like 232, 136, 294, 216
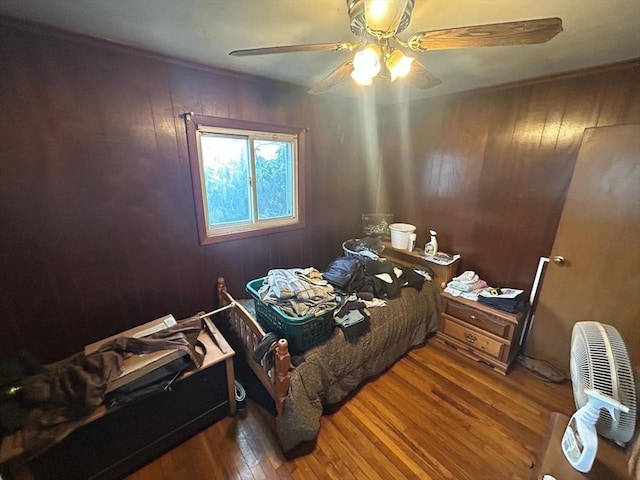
561, 388, 629, 473
424, 230, 438, 255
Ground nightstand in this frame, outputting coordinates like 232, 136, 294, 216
438, 292, 527, 375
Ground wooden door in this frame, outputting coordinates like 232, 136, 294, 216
526, 124, 640, 373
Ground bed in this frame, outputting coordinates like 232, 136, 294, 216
216, 265, 442, 452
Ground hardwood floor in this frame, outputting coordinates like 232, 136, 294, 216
126, 339, 576, 480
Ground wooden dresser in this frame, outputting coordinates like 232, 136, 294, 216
438, 292, 527, 375
380, 242, 460, 290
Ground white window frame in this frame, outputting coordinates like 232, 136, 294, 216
184, 114, 307, 245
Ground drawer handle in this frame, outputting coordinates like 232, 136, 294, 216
464, 333, 477, 344
469, 314, 477, 323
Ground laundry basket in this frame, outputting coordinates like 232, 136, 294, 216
245, 278, 334, 354
341, 238, 385, 258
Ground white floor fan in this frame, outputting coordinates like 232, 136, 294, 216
570, 321, 637, 446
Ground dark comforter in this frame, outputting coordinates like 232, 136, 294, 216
243, 279, 441, 451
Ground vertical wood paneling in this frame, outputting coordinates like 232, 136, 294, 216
0, 22, 369, 362
381, 62, 640, 290
2, 17, 638, 362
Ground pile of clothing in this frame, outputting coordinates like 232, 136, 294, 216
258, 267, 337, 318
445, 270, 527, 313
323, 255, 430, 341
258, 257, 432, 344
444, 270, 488, 300
0, 314, 204, 456
323, 256, 429, 300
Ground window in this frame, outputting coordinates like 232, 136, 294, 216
185, 114, 306, 245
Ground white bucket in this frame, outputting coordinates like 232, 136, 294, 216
388, 223, 416, 249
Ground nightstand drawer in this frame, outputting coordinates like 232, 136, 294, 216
439, 292, 526, 375
442, 316, 505, 359
444, 300, 509, 337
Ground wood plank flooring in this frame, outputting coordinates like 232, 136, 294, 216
126, 339, 577, 480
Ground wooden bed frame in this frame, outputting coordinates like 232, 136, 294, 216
214, 248, 460, 444
216, 277, 291, 434
215, 252, 451, 451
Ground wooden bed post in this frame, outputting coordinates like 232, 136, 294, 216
217, 276, 228, 308
274, 338, 290, 435
215, 275, 293, 445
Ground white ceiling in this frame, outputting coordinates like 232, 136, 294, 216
1, 0, 639, 103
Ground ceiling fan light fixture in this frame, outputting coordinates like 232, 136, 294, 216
230, 2, 561, 95
352, 43, 382, 80
350, 68, 374, 86
364, 0, 410, 37
386, 49, 413, 81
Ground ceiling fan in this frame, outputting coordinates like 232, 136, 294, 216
229, 0, 563, 95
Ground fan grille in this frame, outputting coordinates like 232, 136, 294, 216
571, 321, 636, 444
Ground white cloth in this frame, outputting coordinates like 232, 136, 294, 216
444, 286, 462, 297
446, 285, 493, 301
363, 298, 387, 308
415, 270, 433, 281
375, 273, 394, 284
452, 270, 479, 284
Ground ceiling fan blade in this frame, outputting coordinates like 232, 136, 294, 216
408, 60, 442, 89
364, 0, 410, 37
409, 17, 563, 51
308, 61, 355, 95
229, 42, 358, 57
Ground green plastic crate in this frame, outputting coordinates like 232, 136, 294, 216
246, 278, 334, 355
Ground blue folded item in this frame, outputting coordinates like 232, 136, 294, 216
477, 292, 527, 313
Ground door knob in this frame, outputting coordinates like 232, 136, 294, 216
553, 255, 566, 266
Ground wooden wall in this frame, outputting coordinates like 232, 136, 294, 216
0, 20, 378, 362
380, 62, 640, 291
2, 17, 638, 365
